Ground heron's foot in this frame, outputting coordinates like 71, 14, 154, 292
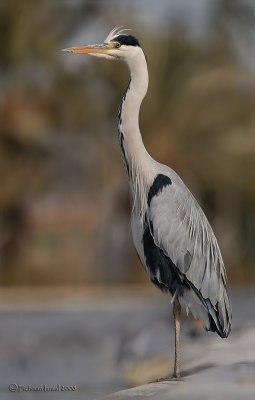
153, 374, 182, 382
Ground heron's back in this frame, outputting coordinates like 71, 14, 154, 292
131, 165, 231, 338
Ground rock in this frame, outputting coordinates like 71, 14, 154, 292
98, 362, 255, 400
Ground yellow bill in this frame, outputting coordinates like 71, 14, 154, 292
62, 44, 112, 54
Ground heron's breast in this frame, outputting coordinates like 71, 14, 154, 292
131, 212, 147, 269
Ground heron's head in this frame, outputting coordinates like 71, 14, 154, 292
62, 27, 142, 63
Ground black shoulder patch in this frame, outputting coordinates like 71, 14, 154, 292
112, 34, 140, 47
148, 174, 172, 206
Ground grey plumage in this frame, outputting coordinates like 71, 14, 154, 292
145, 168, 231, 337
63, 27, 232, 379
131, 165, 231, 338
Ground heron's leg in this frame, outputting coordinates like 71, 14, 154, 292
154, 297, 182, 382
173, 297, 181, 379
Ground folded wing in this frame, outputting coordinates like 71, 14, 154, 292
147, 174, 231, 337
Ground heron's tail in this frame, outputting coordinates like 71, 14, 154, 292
179, 283, 232, 338
205, 290, 232, 338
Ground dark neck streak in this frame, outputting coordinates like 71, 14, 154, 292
117, 50, 151, 216
118, 79, 131, 177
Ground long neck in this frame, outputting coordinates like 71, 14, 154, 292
118, 48, 153, 210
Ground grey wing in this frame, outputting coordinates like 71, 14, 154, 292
148, 178, 232, 337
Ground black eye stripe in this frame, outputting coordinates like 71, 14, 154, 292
111, 35, 140, 47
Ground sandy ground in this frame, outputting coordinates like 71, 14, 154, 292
0, 286, 254, 400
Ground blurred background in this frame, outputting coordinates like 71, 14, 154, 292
1, 0, 255, 286
1, 0, 255, 399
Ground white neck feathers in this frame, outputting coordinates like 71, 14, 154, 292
118, 47, 154, 215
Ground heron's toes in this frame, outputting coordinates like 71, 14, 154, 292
152, 375, 182, 382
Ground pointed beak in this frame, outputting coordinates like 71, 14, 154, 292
62, 44, 108, 55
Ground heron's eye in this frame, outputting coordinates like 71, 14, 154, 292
115, 42, 121, 48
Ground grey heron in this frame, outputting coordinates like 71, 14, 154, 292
63, 27, 232, 380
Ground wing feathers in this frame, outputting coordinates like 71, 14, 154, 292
147, 173, 231, 336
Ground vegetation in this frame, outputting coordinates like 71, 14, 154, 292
0, 0, 254, 285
